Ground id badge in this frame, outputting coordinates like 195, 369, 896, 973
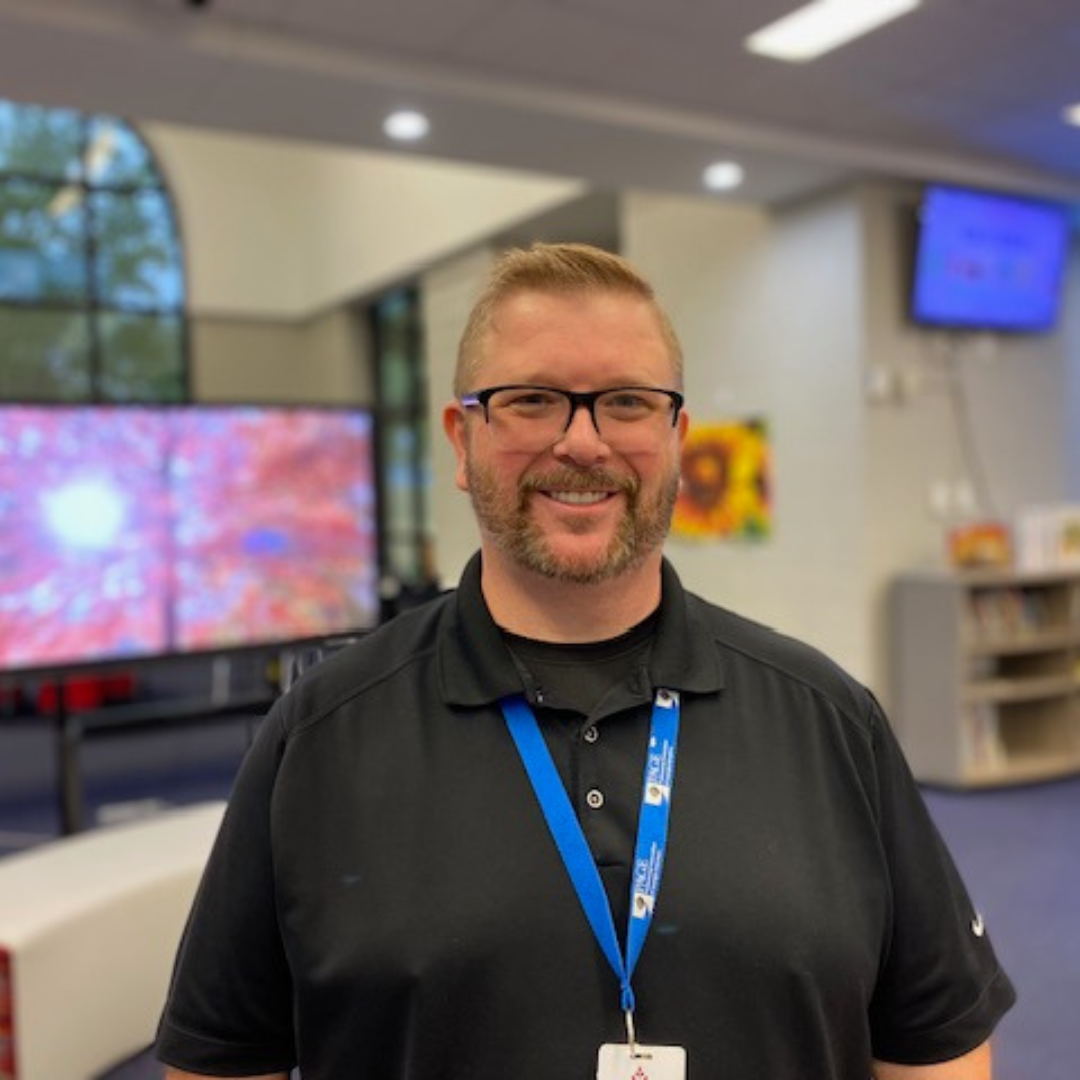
597, 1043, 687, 1079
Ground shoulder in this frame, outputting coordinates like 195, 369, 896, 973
275, 590, 456, 735
686, 590, 881, 740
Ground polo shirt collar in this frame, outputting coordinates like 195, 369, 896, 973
438, 552, 725, 708
649, 558, 726, 696
438, 554, 524, 707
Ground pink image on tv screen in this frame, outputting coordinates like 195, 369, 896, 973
169, 407, 379, 651
0, 406, 172, 669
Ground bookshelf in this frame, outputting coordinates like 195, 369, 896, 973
889, 568, 1080, 787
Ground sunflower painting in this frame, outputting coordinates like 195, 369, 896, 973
672, 418, 772, 541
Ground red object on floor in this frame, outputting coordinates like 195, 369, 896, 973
35, 673, 137, 714
0, 945, 17, 1079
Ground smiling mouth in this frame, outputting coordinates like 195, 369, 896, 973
521, 469, 637, 509
544, 490, 614, 506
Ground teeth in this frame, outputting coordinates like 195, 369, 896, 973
549, 491, 609, 505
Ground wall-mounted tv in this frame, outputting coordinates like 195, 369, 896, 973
0, 404, 379, 674
910, 184, 1071, 333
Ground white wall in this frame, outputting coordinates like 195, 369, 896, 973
623, 189, 872, 678
145, 123, 584, 322
189, 305, 374, 404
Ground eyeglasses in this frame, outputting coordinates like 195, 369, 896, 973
459, 384, 684, 452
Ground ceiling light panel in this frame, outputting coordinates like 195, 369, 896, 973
745, 0, 922, 63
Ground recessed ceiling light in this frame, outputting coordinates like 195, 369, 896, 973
383, 110, 430, 142
1064, 102, 1080, 128
745, 0, 922, 63
702, 161, 745, 192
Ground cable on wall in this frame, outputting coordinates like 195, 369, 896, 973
942, 335, 1000, 521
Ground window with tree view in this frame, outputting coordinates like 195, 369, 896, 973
0, 100, 187, 402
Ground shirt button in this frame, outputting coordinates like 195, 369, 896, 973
583, 726, 599, 744
586, 788, 605, 810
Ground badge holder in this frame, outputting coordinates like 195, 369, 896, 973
595, 1010, 686, 1079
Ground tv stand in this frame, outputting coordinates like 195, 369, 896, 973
53, 689, 275, 833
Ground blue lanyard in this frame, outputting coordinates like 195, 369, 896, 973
501, 689, 680, 1025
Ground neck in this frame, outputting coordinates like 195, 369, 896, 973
479, 549, 664, 643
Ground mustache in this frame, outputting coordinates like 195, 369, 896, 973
518, 469, 640, 496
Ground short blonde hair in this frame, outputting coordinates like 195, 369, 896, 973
454, 242, 683, 396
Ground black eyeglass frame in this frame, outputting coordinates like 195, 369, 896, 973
459, 384, 685, 437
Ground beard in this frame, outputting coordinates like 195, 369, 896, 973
465, 460, 679, 585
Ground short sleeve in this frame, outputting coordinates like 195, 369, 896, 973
867, 699, 1016, 1064
155, 703, 298, 1076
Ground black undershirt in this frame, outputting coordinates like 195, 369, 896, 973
501, 609, 659, 718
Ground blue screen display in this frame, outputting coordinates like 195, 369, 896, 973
911, 185, 1070, 332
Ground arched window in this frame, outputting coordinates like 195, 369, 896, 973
0, 100, 187, 402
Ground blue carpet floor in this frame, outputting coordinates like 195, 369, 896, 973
922, 778, 1080, 1080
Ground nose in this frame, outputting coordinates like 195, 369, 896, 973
551, 401, 611, 464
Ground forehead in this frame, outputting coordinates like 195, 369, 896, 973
477, 289, 674, 384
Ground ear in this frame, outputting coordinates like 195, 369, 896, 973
442, 401, 471, 492
676, 405, 690, 446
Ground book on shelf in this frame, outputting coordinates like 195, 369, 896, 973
967, 586, 1054, 641
1015, 503, 1080, 571
961, 703, 1005, 772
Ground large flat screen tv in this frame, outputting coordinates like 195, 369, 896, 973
0, 404, 379, 674
910, 184, 1071, 333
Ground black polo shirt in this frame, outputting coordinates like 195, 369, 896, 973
157, 554, 1014, 1079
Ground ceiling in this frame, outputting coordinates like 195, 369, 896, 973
0, 0, 1079, 208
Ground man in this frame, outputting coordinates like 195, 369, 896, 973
157, 243, 1014, 1079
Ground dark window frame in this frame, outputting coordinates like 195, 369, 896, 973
369, 286, 433, 593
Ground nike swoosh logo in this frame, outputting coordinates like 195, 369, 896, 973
972, 912, 986, 937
